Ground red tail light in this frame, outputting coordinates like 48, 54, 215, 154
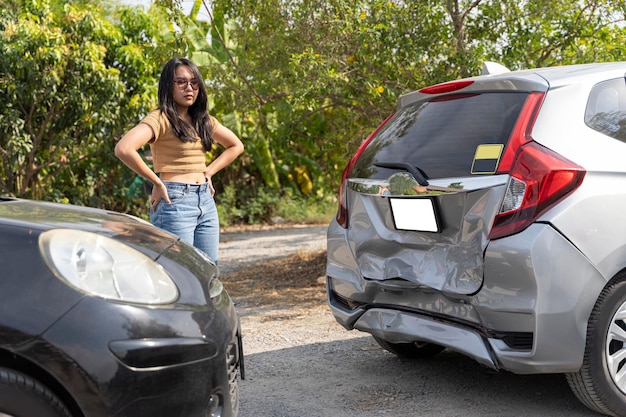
336, 114, 394, 229
489, 93, 586, 240
419, 80, 474, 94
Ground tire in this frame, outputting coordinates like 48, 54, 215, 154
0, 367, 72, 417
373, 336, 446, 359
566, 275, 626, 417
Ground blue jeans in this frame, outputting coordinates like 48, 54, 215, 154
150, 181, 220, 264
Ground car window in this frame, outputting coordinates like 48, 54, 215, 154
352, 92, 529, 180
585, 77, 626, 142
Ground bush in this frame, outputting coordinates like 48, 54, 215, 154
216, 184, 336, 227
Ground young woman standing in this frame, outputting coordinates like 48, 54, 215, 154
115, 57, 244, 264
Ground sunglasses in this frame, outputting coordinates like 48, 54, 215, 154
175, 78, 200, 90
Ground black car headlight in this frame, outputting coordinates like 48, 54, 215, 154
39, 229, 179, 305
185, 245, 224, 300
208, 276, 224, 299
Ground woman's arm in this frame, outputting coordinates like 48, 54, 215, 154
204, 123, 245, 195
115, 123, 170, 208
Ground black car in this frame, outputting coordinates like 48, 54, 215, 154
0, 198, 243, 417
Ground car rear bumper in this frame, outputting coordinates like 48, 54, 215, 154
326, 221, 607, 374
351, 307, 498, 368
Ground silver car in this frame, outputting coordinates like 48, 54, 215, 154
326, 62, 626, 417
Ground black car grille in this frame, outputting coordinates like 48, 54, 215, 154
226, 335, 242, 410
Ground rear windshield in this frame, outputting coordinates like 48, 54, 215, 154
352, 92, 529, 180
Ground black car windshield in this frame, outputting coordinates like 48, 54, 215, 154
352, 92, 529, 180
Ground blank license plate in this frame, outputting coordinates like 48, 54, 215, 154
389, 198, 439, 232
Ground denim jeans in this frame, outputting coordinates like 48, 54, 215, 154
150, 181, 220, 264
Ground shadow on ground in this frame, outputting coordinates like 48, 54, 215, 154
239, 336, 601, 417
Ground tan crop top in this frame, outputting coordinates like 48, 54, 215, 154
140, 110, 219, 173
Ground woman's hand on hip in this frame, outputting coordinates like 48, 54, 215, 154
206, 176, 215, 196
150, 182, 170, 211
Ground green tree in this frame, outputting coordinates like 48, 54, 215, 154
0, 0, 182, 211
467, 0, 626, 69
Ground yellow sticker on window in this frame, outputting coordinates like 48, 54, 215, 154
471, 144, 504, 174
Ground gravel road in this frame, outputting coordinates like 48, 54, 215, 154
218, 226, 602, 417
219, 225, 328, 275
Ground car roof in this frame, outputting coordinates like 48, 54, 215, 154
399, 61, 626, 108
516, 61, 626, 84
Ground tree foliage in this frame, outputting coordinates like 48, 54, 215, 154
0, 0, 183, 210
0, 0, 625, 222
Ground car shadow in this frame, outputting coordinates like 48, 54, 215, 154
238, 336, 603, 417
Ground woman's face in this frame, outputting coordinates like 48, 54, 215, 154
172, 65, 199, 111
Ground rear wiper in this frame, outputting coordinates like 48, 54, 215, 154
373, 162, 429, 186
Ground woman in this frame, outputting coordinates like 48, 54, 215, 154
115, 57, 244, 264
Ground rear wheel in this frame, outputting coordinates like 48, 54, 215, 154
566, 275, 626, 417
373, 336, 446, 359
0, 368, 72, 417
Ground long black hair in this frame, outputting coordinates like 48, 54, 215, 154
157, 57, 214, 152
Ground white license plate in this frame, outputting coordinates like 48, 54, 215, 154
389, 198, 440, 232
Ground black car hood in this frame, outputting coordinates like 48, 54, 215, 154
0, 198, 178, 258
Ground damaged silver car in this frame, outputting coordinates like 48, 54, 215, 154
326, 62, 626, 417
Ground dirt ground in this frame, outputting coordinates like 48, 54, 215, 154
218, 228, 602, 417
220, 249, 327, 313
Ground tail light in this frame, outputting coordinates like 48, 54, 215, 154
489, 93, 586, 240
419, 80, 474, 94
336, 114, 394, 229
